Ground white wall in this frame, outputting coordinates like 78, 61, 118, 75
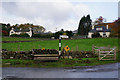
9, 28, 32, 37
88, 32, 110, 38
26, 31, 32, 37
99, 32, 104, 37
88, 32, 94, 38
9, 30, 14, 36
106, 32, 110, 37
10, 30, 21, 36
99, 32, 110, 37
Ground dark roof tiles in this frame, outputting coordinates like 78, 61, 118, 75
89, 26, 111, 32
13, 28, 30, 32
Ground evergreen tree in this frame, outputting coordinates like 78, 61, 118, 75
78, 16, 86, 35
85, 14, 92, 35
77, 14, 92, 35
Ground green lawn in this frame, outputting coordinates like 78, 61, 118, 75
2, 37, 40, 41
2, 58, 118, 68
2, 37, 119, 67
2, 37, 119, 51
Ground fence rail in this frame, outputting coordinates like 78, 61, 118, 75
92, 45, 116, 60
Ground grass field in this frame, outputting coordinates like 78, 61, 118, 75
2, 37, 40, 41
2, 37, 119, 51
2, 37, 119, 67
2, 58, 118, 68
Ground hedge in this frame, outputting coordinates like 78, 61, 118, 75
10, 33, 30, 37
32, 33, 53, 38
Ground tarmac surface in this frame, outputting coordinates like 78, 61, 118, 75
1, 63, 120, 79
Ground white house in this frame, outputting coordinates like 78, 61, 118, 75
60, 35, 69, 39
9, 27, 32, 37
88, 25, 111, 38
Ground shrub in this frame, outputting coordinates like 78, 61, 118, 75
19, 33, 30, 37
2, 30, 8, 36
11, 33, 30, 37
54, 31, 73, 39
32, 34, 41, 38
10, 34, 20, 37
61, 50, 97, 59
66, 31, 73, 38
32, 33, 53, 38
109, 33, 119, 37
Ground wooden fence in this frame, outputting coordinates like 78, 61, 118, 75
92, 45, 116, 60
33, 54, 59, 60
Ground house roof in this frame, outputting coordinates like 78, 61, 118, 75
13, 28, 30, 32
72, 30, 78, 33
89, 26, 111, 32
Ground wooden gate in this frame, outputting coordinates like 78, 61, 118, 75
92, 45, 116, 60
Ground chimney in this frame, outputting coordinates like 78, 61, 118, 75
92, 25, 94, 29
12, 27, 14, 30
106, 25, 108, 29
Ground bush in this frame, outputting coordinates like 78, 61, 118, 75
32, 34, 40, 38
32, 33, 53, 38
61, 50, 97, 59
66, 31, 73, 38
2, 30, 8, 36
10, 34, 20, 37
54, 31, 73, 39
19, 33, 30, 37
54, 32, 63, 39
109, 33, 119, 37
11, 33, 30, 37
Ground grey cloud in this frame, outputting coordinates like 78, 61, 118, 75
1, 1, 90, 32
2, 2, 72, 23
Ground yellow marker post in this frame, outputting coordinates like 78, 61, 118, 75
64, 45, 70, 58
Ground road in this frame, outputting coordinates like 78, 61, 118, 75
2, 63, 120, 79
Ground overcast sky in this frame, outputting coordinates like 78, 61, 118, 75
0, 0, 119, 32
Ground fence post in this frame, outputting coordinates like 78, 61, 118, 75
108, 45, 110, 51
98, 49, 100, 60
114, 47, 116, 60
76, 45, 78, 51
92, 44, 94, 54
59, 36, 61, 55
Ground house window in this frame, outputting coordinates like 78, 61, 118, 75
11, 31, 13, 33
96, 28, 103, 31
103, 32, 107, 37
103, 32, 106, 34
